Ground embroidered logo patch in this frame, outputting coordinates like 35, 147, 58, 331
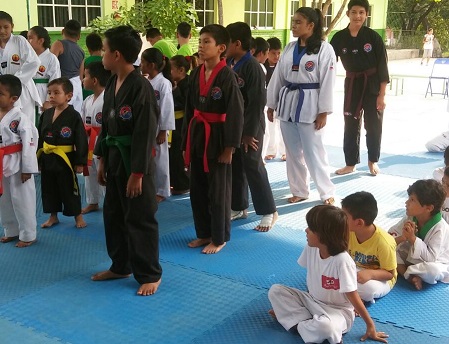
364, 43, 372, 52
9, 120, 19, 134
211, 87, 222, 100
39, 65, 46, 73
237, 77, 245, 88
11, 54, 20, 65
60, 126, 72, 138
119, 105, 132, 120
46, 131, 53, 138
86, 116, 92, 125
304, 61, 315, 72
95, 112, 102, 124
154, 90, 160, 100
342, 48, 347, 54
321, 275, 340, 290
352, 49, 359, 54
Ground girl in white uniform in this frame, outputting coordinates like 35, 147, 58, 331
141, 48, 175, 202
268, 204, 388, 344
266, 7, 335, 205
0, 11, 41, 125
27, 26, 61, 119
0, 75, 39, 247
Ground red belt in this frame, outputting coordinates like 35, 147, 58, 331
0, 143, 23, 194
83, 125, 101, 176
345, 67, 376, 119
185, 109, 226, 172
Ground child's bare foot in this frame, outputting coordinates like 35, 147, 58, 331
81, 204, 99, 214
368, 161, 380, 176
408, 275, 423, 290
16, 239, 37, 248
281, 154, 286, 161
287, 196, 307, 204
137, 278, 161, 296
91, 270, 131, 281
156, 195, 166, 203
202, 242, 226, 254
0, 236, 19, 243
335, 165, 356, 175
255, 211, 278, 232
268, 309, 276, 319
264, 154, 275, 160
41, 215, 59, 228
75, 214, 87, 228
188, 238, 211, 248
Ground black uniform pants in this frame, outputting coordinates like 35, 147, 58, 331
169, 117, 190, 191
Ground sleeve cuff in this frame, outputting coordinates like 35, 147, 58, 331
132, 172, 144, 178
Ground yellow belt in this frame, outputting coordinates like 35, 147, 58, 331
37, 142, 79, 195
175, 110, 185, 120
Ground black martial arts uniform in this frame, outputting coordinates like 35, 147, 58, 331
38, 105, 87, 216
94, 70, 162, 285
330, 26, 389, 166
182, 59, 244, 245
228, 52, 276, 215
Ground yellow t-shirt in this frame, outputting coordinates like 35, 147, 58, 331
349, 225, 398, 288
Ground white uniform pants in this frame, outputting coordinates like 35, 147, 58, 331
16, 88, 37, 126
69, 76, 83, 114
85, 156, 105, 205
0, 172, 37, 242
268, 284, 352, 344
262, 108, 285, 158
404, 262, 449, 284
425, 131, 449, 152
280, 120, 335, 200
154, 136, 170, 198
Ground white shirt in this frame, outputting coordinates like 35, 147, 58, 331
148, 73, 175, 131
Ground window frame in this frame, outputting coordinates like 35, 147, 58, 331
244, 0, 275, 29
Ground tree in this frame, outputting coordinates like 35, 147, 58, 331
310, 0, 349, 37
388, 0, 443, 31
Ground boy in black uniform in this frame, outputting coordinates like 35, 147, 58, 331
38, 77, 88, 229
330, 0, 389, 176
182, 24, 244, 254
91, 26, 162, 296
226, 22, 277, 232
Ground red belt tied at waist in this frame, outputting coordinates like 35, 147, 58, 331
83, 125, 101, 176
344, 67, 377, 119
0, 143, 22, 195
184, 109, 226, 172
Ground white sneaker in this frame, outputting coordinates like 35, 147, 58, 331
231, 209, 248, 221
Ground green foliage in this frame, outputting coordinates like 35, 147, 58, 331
88, 0, 198, 38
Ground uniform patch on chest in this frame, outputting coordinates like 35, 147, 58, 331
60, 126, 72, 138
363, 43, 372, 52
95, 112, 102, 124
119, 105, 132, 120
342, 48, 348, 54
321, 275, 340, 290
154, 90, 160, 100
304, 61, 315, 72
211, 87, 222, 100
9, 120, 19, 133
38, 65, 46, 76
11, 54, 20, 65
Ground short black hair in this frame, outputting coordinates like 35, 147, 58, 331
348, 0, 370, 13
146, 28, 162, 39
63, 19, 82, 38
0, 74, 22, 98
20, 30, 28, 39
407, 179, 446, 216
253, 37, 269, 57
267, 37, 282, 51
29, 26, 51, 50
444, 166, 449, 178
85, 32, 103, 51
226, 22, 252, 51
0, 11, 13, 25
443, 146, 449, 166
177, 22, 191, 38
85, 61, 111, 87
199, 24, 230, 57
341, 191, 378, 225
306, 205, 349, 256
48, 77, 73, 94
170, 55, 192, 73
104, 26, 142, 64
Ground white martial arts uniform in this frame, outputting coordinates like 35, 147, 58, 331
266, 40, 335, 201
81, 91, 105, 205
0, 35, 41, 125
0, 107, 39, 242
425, 98, 449, 152
268, 246, 357, 344
33, 49, 60, 114
389, 215, 449, 284
149, 73, 175, 198
262, 108, 285, 158
69, 76, 83, 114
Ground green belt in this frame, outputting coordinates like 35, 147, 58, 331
33, 78, 50, 84
102, 134, 132, 177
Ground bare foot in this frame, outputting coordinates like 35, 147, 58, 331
408, 275, 423, 290
91, 270, 131, 281
268, 309, 277, 319
81, 204, 99, 214
335, 166, 356, 175
287, 196, 307, 204
264, 154, 275, 160
0, 236, 19, 243
255, 211, 278, 232
75, 214, 87, 228
156, 195, 166, 203
137, 278, 161, 296
188, 238, 211, 248
368, 161, 380, 176
202, 242, 226, 254
323, 197, 335, 205
281, 154, 286, 161
41, 215, 59, 228
16, 239, 37, 248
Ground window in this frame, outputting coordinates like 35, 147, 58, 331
188, 0, 214, 27
364, 5, 373, 27
37, 0, 101, 28
323, 4, 332, 29
244, 0, 274, 29
291, 0, 300, 16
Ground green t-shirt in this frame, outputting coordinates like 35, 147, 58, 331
177, 44, 193, 57
153, 40, 177, 58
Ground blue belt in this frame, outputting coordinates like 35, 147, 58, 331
280, 83, 320, 122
